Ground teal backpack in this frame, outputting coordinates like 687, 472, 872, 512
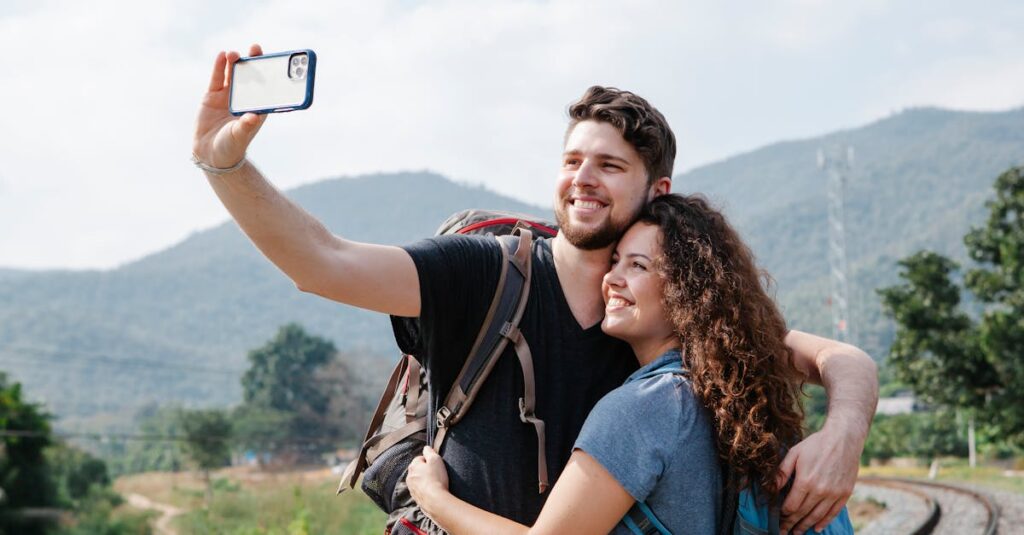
620, 359, 855, 535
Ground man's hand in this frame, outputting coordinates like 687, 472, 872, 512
776, 422, 864, 533
193, 44, 268, 168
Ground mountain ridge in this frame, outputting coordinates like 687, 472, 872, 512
2, 106, 1023, 427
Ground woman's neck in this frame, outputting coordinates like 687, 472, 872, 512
631, 337, 681, 367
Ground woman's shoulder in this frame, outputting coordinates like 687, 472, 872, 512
588, 372, 704, 435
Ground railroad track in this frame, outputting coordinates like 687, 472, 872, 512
855, 477, 1001, 535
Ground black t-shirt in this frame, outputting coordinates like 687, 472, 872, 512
394, 234, 636, 524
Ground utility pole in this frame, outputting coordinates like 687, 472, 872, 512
818, 146, 854, 343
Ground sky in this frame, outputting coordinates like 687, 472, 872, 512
1, 0, 1023, 270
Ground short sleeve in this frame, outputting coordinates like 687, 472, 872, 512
573, 376, 693, 501
390, 234, 503, 371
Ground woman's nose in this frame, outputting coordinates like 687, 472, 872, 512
603, 267, 624, 288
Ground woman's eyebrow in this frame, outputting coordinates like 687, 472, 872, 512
624, 253, 652, 261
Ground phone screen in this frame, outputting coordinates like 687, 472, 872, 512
230, 50, 316, 115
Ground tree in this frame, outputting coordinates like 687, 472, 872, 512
237, 324, 351, 461
178, 409, 232, 503
0, 372, 58, 535
879, 166, 1024, 445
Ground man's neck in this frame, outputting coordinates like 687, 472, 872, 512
551, 233, 614, 329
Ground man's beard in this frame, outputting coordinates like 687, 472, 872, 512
554, 204, 632, 250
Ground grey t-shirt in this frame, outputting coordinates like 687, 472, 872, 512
574, 350, 722, 534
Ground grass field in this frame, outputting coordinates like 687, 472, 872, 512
860, 459, 1024, 495
116, 466, 386, 534
115, 460, 1024, 534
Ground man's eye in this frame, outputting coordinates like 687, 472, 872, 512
603, 163, 622, 171
564, 159, 580, 167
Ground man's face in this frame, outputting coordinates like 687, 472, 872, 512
554, 120, 651, 250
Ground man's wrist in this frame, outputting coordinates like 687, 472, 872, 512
191, 153, 247, 175
821, 406, 871, 444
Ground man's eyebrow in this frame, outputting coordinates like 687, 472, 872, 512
561, 150, 631, 165
597, 153, 631, 165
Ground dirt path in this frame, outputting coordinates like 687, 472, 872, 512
127, 493, 184, 535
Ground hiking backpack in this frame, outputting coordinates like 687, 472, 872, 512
336, 209, 558, 534
621, 359, 855, 535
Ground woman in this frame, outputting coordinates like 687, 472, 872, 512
407, 194, 833, 534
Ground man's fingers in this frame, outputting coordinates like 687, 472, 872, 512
776, 448, 798, 490
779, 482, 810, 531
813, 499, 846, 532
207, 51, 227, 92
793, 497, 837, 534
249, 43, 263, 57
224, 50, 241, 88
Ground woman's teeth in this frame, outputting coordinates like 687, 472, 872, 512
607, 297, 631, 307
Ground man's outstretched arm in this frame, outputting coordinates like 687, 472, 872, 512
780, 330, 878, 533
192, 45, 419, 317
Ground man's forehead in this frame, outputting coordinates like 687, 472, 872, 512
564, 121, 639, 161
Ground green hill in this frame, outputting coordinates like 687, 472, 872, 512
0, 172, 549, 426
1, 106, 1022, 428
679, 107, 1024, 355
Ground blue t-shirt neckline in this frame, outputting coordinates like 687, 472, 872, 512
624, 349, 684, 384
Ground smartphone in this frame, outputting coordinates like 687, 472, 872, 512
229, 49, 316, 116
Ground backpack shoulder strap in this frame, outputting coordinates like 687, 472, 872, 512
337, 354, 421, 493
433, 229, 548, 492
622, 501, 671, 535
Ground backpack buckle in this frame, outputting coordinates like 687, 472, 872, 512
500, 322, 516, 339
518, 397, 533, 423
436, 406, 453, 428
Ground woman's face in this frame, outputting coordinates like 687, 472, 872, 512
601, 223, 675, 347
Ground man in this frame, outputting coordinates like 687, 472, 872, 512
193, 45, 877, 534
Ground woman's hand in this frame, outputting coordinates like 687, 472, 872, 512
407, 446, 450, 517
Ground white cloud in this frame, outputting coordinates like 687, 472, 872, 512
0, 1, 1022, 269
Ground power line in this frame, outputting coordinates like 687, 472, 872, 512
0, 344, 369, 387
0, 429, 350, 448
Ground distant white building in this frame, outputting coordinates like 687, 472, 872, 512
876, 394, 922, 415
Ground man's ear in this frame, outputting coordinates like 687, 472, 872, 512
648, 176, 672, 199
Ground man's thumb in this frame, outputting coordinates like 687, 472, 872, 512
239, 112, 266, 137
776, 449, 797, 490
422, 445, 439, 460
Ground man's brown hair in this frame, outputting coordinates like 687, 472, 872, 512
566, 86, 676, 184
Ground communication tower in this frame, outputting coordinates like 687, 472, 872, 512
817, 146, 854, 343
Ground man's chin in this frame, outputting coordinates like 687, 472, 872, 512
560, 225, 620, 250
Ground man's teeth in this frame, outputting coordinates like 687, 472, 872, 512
575, 200, 603, 209
607, 297, 631, 307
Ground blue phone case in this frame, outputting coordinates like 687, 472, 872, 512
229, 49, 316, 116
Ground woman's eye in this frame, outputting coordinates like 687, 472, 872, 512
632, 261, 647, 271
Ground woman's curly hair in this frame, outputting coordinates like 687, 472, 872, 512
636, 194, 804, 498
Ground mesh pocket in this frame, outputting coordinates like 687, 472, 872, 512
361, 437, 423, 513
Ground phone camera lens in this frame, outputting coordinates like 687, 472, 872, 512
296, 67, 305, 77
291, 57, 300, 66
300, 56, 308, 66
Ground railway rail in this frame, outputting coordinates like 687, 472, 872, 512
855, 477, 1001, 535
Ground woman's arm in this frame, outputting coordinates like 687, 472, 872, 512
407, 446, 635, 535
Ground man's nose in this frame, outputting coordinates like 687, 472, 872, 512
572, 160, 599, 189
